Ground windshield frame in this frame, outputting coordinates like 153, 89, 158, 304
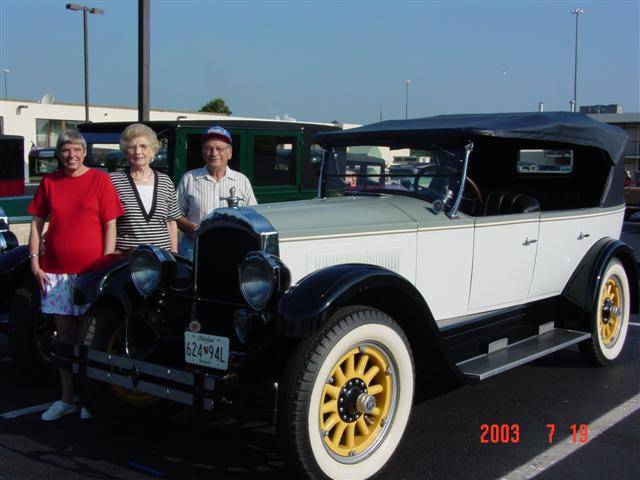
317, 139, 472, 216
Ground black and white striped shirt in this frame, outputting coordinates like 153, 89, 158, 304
109, 170, 181, 251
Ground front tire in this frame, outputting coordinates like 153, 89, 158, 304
8, 285, 56, 381
278, 307, 414, 480
579, 258, 630, 366
78, 301, 173, 428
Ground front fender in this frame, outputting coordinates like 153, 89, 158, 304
0, 245, 31, 305
277, 264, 431, 337
560, 238, 639, 331
74, 254, 138, 316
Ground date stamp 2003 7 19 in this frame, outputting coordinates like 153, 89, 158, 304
479, 423, 589, 444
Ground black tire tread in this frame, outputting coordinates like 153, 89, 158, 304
278, 306, 412, 480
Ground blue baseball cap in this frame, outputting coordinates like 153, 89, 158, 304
202, 125, 232, 145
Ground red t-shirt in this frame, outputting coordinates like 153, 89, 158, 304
28, 169, 124, 274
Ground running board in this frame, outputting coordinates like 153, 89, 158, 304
456, 326, 590, 382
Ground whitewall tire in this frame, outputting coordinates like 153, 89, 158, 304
580, 258, 630, 365
279, 307, 414, 480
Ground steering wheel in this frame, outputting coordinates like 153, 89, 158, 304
463, 176, 483, 205
412, 167, 441, 201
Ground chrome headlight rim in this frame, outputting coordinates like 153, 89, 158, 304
238, 251, 289, 311
130, 245, 175, 297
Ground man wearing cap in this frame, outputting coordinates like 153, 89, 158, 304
176, 125, 257, 259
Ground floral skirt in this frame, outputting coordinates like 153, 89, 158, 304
41, 272, 89, 316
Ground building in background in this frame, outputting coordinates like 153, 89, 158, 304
588, 111, 640, 184
0, 98, 233, 182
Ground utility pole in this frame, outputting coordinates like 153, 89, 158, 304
139, 0, 150, 121
571, 8, 585, 112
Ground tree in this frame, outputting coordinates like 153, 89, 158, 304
199, 98, 232, 115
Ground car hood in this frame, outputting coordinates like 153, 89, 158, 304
252, 195, 421, 241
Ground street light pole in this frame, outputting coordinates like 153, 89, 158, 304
404, 80, 412, 120
571, 8, 584, 113
66, 4, 104, 122
1, 69, 9, 98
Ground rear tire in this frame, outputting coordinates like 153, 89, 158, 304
278, 307, 414, 480
579, 258, 630, 366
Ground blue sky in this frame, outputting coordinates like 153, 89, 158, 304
1, 0, 638, 124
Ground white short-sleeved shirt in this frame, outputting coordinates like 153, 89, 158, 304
176, 166, 257, 227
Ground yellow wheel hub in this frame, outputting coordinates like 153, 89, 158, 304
107, 327, 156, 405
319, 345, 393, 458
599, 277, 622, 347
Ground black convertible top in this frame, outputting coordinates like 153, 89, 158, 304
315, 112, 628, 164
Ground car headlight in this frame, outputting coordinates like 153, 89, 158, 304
238, 251, 290, 310
130, 245, 175, 297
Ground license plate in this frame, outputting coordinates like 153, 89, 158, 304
184, 332, 229, 370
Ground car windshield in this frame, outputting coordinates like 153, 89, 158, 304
320, 142, 465, 207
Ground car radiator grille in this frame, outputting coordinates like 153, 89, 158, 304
195, 221, 261, 304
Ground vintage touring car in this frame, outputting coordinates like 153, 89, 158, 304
9, 112, 640, 479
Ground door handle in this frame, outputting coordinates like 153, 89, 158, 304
578, 232, 590, 240
523, 237, 537, 246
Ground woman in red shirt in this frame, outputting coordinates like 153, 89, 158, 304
28, 130, 124, 421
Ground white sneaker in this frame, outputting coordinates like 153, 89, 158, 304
80, 407, 92, 420
41, 400, 76, 421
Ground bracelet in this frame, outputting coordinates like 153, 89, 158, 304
28, 253, 38, 260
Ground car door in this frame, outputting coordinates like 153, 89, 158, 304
468, 212, 540, 310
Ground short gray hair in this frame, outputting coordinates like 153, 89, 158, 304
119, 123, 160, 152
55, 130, 87, 157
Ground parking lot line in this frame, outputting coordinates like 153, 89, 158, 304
500, 392, 640, 480
1, 402, 52, 419
630, 322, 640, 327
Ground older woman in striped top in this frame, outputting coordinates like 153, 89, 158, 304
110, 124, 180, 252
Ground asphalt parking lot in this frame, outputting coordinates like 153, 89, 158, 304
0, 225, 639, 480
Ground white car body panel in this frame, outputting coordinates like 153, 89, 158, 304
416, 225, 474, 320
468, 215, 540, 310
279, 231, 417, 286
528, 208, 624, 298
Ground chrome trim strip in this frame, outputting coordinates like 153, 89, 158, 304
417, 224, 474, 233
540, 207, 625, 222
280, 228, 416, 243
475, 217, 540, 228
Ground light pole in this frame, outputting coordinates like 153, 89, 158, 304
1, 69, 9, 98
571, 8, 584, 112
404, 80, 412, 119
66, 3, 104, 122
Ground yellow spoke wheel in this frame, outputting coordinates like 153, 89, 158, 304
319, 343, 395, 459
599, 277, 623, 347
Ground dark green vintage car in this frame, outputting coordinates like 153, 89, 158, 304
0, 119, 340, 226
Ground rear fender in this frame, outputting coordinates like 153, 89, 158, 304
560, 238, 638, 331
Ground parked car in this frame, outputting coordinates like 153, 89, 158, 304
5, 112, 638, 479
0, 135, 25, 197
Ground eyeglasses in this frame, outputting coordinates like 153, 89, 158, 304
126, 144, 152, 152
203, 146, 230, 154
